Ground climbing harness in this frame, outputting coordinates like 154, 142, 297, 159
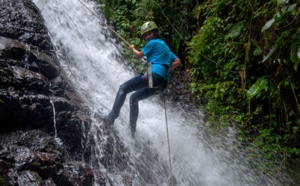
148, 63, 153, 88
77, 0, 173, 183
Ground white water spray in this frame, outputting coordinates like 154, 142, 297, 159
49, 99, 57, 138
33, 0, 286, 185
50, 99, 63, 145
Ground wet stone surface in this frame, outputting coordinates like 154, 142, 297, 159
0, 0, 113, 185
0, 0, 196, 185
0, 130, 108, 186
0, 0, 91, 159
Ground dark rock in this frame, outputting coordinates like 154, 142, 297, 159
0, 0, 55, 57
0, 36, 59, 80
0, 0, 148, 185
43, 178, 56, 186
0, 0, 109, 185
58, 162, 107, 186
0, 159, 12, 185
17, 170, 43, 186
0, 130, 109, 186
0, 0, 91, 160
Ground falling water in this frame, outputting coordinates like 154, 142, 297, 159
33, 0, 293, 185
49, 99, 57, 138
49, 99, 63, 145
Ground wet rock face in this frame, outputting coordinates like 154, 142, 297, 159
0, 0, 132, 185
0, 130, 108, 186
0, 0, 54, 55
0, 0, 91, 159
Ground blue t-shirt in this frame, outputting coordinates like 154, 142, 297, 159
142, 39, 177, 81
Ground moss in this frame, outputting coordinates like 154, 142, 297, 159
0, 160, 13, 186
31, 161, 42, 168
45, 144, 55, 152
0, 174, 9, 186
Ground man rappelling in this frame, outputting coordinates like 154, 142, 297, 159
100, 21, 181, 137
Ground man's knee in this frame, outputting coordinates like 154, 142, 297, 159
129, 94, 139, 105
118, 83, 129, 96
119, 83, 126, 91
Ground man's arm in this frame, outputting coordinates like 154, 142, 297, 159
129, 45, 144, 59
170, 57, 181, 71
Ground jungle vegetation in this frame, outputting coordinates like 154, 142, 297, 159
96, 0, 300, 170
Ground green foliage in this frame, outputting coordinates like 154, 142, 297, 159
97, 0, 193, 73
96, 0, 300, 172
290, 39, 300, 70
187, 0, 300, 166
247, 78, 268, 100
97, 0, 148, 72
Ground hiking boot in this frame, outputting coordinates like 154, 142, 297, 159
102, 114, 115, 126
95, 112, 115, 126
130, 126, 136, 138
131, 130, 135, 138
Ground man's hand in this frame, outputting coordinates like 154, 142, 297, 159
129, 45, 144, 59
129, 45, 135, 51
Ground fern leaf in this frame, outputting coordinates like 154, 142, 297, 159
290, 41, 300, 71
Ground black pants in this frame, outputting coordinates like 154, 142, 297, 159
109, 73, 167, 131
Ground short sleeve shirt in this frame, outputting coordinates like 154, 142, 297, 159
142, 39, 177, 79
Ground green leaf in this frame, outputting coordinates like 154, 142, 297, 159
261, 18, 275, 32
262, 44, 278, 62
247, 78, 268, 100
277, 0, 289, 5
254, 45, 262, 56
290, 41, 300, 70
226, 22, 244, 39
287, 4, 297, 12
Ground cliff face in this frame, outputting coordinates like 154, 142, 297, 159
0, 0, 92, 157
0, 0, 108, 185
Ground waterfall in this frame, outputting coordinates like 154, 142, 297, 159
49, 99, 57, 138
33, 0, 287, 185
50, 99, 63, 145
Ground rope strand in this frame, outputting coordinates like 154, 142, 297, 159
78, 0, 174, 183
77, 0, 131, 46
164, 96, 173, 186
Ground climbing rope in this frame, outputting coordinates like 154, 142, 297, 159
77, 0, 174, 183
164, 95, 173, 186
77, 0, 131, 46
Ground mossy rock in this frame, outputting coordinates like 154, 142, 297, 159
0, 160, 12, 186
